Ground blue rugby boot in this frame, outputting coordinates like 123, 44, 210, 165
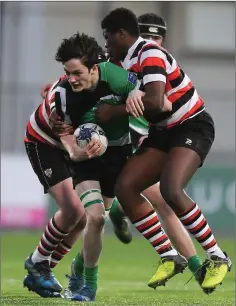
71, 285, 96, 302
24, 254, 62, 293
64, 259, 84, 299
23, 274, 63, 298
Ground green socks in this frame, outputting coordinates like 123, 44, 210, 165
74, 252, 84, 276
188, 255, 202, 274
84, 266, 98, 291
109, 198, 123, 222
74, 253, 98, 291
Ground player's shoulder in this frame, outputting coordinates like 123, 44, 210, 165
139, 40, 174, 63
140, 40, 168, 55
98, 61, 118, 71
99, 61, 123, 83
57, 76, 70, 89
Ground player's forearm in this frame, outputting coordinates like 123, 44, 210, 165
142, 94, 164, 113
110, 105, 129, 119
60, 135, 89, 162
141, 82, 171, 116
142, 95, 172, 124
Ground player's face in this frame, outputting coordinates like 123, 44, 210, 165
103, 30, 126, 61
64, 59, 95, 92
141, 35, 163, 46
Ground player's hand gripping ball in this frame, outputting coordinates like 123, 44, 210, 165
74, 123, 108, 156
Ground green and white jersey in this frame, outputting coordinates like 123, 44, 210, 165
55, 62, 139, 146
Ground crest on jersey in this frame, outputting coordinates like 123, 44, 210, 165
128, 72, 137, 85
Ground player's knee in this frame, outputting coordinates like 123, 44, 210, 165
59, 197, 84, 225
159, 182, 183, 209
87, 211, 106, 230
67, 205, 85, 225
115, 176, 137, 202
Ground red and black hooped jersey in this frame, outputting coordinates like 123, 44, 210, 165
24, 78, 64, 148
119, 37, 205, 128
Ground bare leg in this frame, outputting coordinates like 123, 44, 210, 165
115, 147, 188, 288
142, 182, 196, 259
32, 178, 86, 264
75, 181, 106, 268
159, 147, 225, 258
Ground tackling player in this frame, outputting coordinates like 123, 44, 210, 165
101, 8, 231, 293
23, 72, 92, 298
110, 13, 199, 266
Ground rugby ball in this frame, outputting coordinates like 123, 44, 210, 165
74, 123, 108, 156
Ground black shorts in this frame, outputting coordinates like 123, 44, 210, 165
71, 144, 132, 198
25, 141, 72, 193
141, 110, 215, 164
130, 129, 141, 150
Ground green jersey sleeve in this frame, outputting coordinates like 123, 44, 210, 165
99, 62, 138, 96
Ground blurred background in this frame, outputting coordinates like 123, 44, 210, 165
0, 1, 235, 235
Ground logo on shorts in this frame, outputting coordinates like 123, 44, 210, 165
44, 168, 52, 177
185, 138, 192, 145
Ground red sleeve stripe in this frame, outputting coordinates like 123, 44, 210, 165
139, 43, 173, 66
140, 56, 166, 71
139, 48, 166, 68
27, 121, 51, 145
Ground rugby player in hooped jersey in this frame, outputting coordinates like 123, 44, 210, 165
109, 13, 201, 273
101, 8, 231, 293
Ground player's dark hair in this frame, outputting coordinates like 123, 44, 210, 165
138, 13, 166, 28
138, 13, 167, 39
101, 8, 139, 37
55, 32, 106, 69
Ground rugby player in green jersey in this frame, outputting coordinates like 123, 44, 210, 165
45, 32, 175, 301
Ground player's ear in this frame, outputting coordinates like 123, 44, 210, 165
91, 64, 98, 74
119, 29, 126, 39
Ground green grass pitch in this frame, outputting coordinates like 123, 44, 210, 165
1, 232, 234, 306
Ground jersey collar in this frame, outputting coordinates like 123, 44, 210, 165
120, 37, 144, 67
125, 37, 144, 59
